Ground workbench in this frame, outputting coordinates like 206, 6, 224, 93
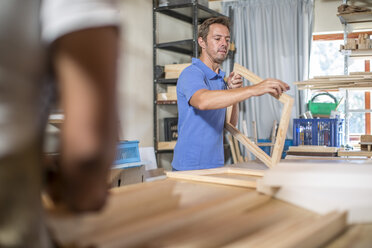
45, 161, 372, 248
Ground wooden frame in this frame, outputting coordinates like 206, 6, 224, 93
225, 63, 294, 168
166, 167, 264, 188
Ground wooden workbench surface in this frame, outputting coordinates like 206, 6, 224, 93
45, 167, 372, 248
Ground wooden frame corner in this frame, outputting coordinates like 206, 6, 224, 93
225, 63, 294, 168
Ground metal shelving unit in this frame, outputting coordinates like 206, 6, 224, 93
338, 0, 372, 144
153, 0, 226, 167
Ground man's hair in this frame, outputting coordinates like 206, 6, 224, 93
198, 16, 230, 42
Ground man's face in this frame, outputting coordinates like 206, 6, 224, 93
200, 23, 230, 64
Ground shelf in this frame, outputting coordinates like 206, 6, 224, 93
155, 3, 224, 24
155, 78, 178, 84
156, 39, 194, 55
156, 100, 177, 105
338, 11, 372, 25
340, 49, 372, 58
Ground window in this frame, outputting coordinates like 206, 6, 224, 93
309, 34, 371, 142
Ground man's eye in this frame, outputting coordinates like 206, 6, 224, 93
215, 38, 220, 41
226, 39, 230, 43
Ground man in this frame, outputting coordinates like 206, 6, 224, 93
0, 1, 119, 247
172, 17, 289, 171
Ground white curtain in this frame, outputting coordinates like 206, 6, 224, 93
222, 0, 314, 141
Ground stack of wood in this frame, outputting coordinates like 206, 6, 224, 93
45, 169, 352, 248
294, 72, 372, 90
259, 161, 372, 224
286, 145, 339, 157
338, 4, 371, 14
360, 134, 372, 151
157, 85, 177, 101
164, 63, 190, 79
341, 34, 372, 50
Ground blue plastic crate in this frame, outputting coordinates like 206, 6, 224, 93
293, 119, 344, 147
114, 140, 140, 165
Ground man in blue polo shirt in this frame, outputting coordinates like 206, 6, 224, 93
172, 16, 289, 171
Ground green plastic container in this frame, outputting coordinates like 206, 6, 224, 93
308, 93, 338, 116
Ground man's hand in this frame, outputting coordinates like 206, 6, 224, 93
251, 78, 290, 97
227, 72, 243, 89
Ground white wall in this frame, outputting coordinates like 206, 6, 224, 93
314, 0, 372, 33
117, 0, 153, 147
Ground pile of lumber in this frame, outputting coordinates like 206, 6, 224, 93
164, 63, 190, 79
341, 34, 372, 50
294, 72, 372, 90
338, 4, 371, 14
286, 145, 339, 157
259, 161, 372, 224
360, 134, 372, 151
157, 85, 177, 101
46, 175, 349, 248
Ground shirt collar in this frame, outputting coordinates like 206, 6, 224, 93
192, 58, 225, 80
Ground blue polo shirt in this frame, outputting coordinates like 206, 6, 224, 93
172, 58, 226, 170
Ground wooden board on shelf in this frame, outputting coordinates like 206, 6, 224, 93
288, 145, 338, 153
225, 63, 294, 168
164, 63, 191, 79
157, 92, 177, 101
166, 167, 265, 188
338, 150, 372, 157
157, 141, 177, 150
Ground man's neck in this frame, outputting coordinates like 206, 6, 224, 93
199, 54, 220, 74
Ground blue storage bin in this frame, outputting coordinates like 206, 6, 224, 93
293, 119, 344, 147
114, 140, 140, 165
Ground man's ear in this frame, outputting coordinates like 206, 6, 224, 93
198, 37, 206, 49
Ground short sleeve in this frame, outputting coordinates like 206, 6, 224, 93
41, 0, 120, 44
178, 66, 208, 102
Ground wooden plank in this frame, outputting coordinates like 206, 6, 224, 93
164, 63, 191, 79
85, 192, 270, 248
325, 224, 372, 248
338, 150, 372, 157
224, 211, 346, 248
233, 136, 244, 163
225, 122, 273, 167
227, 134, 238, 164
164, 63, 190, 72
157, 92, 177, 101
288, 145, 338, 152
288, 145, 338, 153
153, 200, 289, 248
166, 170, 258, 188
47, 180, 179, 244
157, 141, 177, 150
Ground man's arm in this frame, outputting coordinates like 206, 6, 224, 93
190, 78, 290, 111
52, 26, 118, 212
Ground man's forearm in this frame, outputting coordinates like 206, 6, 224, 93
53, 26, 118, 211
190, 86, 255, 110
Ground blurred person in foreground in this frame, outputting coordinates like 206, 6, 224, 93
0, 0, 120, 247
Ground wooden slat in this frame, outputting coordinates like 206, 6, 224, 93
86, 192, 270, 248
288, 145, 338, 153
225, 122, 272, 167
224, 211, 346, 248
166, 170, 258, 188
227, 134, 238, 164
157, 141, 177, 150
